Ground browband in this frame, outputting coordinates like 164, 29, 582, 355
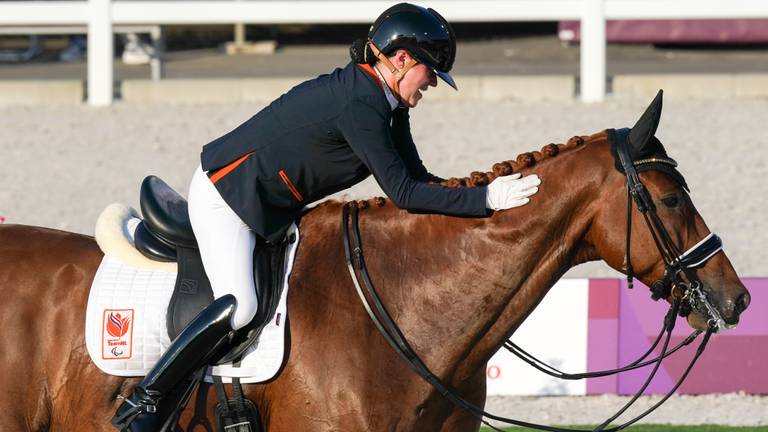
609, 128, 689, 191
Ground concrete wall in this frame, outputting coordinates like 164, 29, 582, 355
5, 74, 768, 105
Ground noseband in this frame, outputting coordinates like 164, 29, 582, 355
610, 127, 726, 332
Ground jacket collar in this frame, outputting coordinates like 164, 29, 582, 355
357, 64, 399, 111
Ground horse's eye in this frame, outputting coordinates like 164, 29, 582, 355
662, 196, 679, 208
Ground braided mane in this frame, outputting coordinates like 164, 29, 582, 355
440, 135, 587, 188
349, 135, 588, 210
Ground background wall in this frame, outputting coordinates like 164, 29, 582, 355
486, 279, 589, 396
486, 278, 767, 396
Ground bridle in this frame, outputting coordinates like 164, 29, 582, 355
609, 127, 726, 332
341, 129, 726, 431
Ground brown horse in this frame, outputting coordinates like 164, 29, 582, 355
0, 106, 750, 431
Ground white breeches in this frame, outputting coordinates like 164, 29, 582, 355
188, 165, 258, 330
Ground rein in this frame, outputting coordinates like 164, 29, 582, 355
343, 203, 712, 432
340, 132, 723, 431
504, 327, 701, 381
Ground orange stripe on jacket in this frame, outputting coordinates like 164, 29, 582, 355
358, 64, 383, 89
209, 152, 254, 184
278, 169, 304, 202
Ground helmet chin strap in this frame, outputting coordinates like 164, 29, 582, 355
367, 41, 419, 104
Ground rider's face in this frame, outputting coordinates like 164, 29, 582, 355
387, 51, 438, 108
398, 63, 438, 108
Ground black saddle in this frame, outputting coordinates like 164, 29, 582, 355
134, 175, 294, 365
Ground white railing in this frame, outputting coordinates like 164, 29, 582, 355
1, 0, 767, 106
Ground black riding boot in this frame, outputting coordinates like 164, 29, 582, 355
111, 295, 238, 432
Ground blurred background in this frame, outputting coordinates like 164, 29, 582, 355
0, 0, 766, 426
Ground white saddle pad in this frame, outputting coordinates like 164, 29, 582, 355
85, 204, 299, 384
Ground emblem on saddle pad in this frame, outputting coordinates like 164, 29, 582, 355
102, 309, 134, 360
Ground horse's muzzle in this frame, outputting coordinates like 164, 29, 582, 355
723, 290, 751, 326
695, 283, 751, 332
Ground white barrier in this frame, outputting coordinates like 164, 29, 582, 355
88, 0, 113, 107
1, 0, 768, 105
486, 279, 588, 396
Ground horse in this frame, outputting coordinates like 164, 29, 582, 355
0, 95, 750, 432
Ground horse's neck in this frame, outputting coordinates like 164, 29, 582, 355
360, 136, 611, 382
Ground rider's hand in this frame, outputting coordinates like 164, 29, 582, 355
485, 173, 541, 211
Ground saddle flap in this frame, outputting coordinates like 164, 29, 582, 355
140, 176, 197, 248
167, 232, 295, 357
167, 246, 215, 340
216, 233, 295, 365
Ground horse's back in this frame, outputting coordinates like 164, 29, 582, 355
0, 224, 114, 431
0, 224, 102, 310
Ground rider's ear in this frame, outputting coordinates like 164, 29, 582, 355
395, 49, 410, 67
629, 89, 663, 155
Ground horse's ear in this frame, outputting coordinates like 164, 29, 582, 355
628, 89, 663, 154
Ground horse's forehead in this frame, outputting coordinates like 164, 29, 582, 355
639, 170, 680, 190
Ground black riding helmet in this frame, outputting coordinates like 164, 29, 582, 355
368, 3, 458, 90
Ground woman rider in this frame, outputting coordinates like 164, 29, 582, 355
112, 3, 541, 430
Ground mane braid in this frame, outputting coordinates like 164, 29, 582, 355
348, 135, 587, 209
441, 135, 587, 188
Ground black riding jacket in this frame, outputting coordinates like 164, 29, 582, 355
200, 62, 488, 242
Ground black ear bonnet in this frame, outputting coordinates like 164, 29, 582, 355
608, 90, 689, 191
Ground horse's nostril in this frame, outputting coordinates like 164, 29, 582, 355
735, 291, 751, 315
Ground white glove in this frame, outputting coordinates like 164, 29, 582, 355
485, 173, 541, 211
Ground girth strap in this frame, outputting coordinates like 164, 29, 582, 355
213, 358, 263, 432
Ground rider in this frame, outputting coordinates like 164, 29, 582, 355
112, 3, 541, 430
